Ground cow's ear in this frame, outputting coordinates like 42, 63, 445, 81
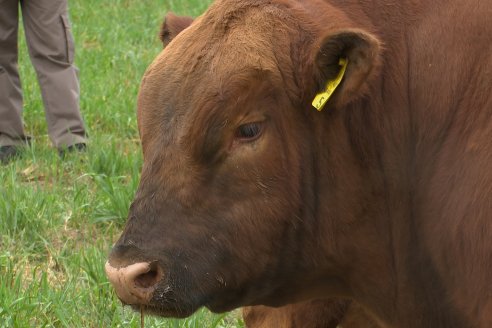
311, 29, 381, 110
160, 12, 194, 47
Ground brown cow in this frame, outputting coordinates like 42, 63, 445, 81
105, 0, 492, 327
162, 12, 383, 328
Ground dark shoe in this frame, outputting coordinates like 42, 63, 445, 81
58, 143, 87, 157
0, 145, 22, 164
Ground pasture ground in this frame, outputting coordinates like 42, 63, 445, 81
0, 0, 244, 326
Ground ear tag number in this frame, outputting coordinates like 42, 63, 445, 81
312, 58, 348, 111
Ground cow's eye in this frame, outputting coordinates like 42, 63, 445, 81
235, 122, 262, 141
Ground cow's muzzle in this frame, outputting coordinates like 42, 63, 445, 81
105, 258, 164, 305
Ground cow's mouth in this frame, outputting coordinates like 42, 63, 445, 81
205, 300, 241, 314
133, 284, 243, 318
130, 303, 197, 318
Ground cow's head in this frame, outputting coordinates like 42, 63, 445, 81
106, 0, 381, 318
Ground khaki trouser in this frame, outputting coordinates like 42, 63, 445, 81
0, 0, 87, 148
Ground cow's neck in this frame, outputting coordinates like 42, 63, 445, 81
310, 81, 467, 328
303, 2, 467, 327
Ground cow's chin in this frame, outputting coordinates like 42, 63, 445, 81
128, 285, 204, 318
131, 297, 241, 318
205, 297, 245, 314
131, 285, 240, 318
133, 290, 203, 319
139, 285, 259, 318
134, 300, 239, 318
131, 304, 197, 318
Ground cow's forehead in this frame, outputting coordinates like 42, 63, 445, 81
142, 40, 279, 114
138, 41, 283, 153
154, 9, 281, 76
140, 7, 287, 111
137, 0, 305, 150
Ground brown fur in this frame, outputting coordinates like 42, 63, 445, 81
243, 300, 381, 328
107, 0, 492, 327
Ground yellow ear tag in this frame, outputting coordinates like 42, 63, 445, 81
312, 58, 348, 111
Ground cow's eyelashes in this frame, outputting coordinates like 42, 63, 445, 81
235, 122, 263, 141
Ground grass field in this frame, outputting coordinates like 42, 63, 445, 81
0, 0, 244, 326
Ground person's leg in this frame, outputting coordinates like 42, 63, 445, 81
21, 0, 87, 149
0, 0, 28, 148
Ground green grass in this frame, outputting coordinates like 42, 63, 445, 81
0, 0, 244, 326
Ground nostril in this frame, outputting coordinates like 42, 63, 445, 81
105, 261, 164, 305
134, 263, 163, 289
